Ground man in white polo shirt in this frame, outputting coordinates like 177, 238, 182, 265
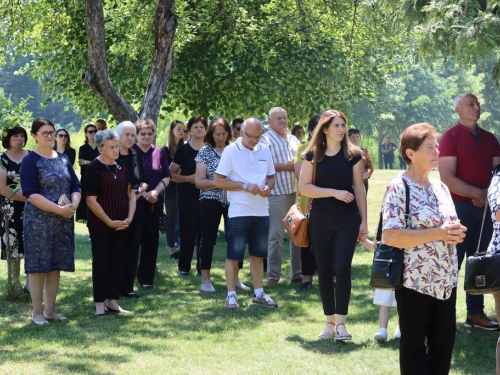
261, 107, 301, 286
214, 118, 278, 310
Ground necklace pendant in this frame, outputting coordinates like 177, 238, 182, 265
114, 175, 116, 179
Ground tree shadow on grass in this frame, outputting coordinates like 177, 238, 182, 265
286, 334, 368, 355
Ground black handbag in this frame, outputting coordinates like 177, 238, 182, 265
158, 211, 168, 234
369, 179, 410, 291
464, 202, 500, 294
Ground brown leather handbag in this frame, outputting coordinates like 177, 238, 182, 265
283, 162, 316, 248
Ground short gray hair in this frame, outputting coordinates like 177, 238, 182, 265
268, 107, 286, 119
241, 118, 262, 132
454, 93, 476, 108
95, 129, 119, 148
115, 121, 136, 136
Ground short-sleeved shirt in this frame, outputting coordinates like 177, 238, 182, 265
216, 138, 275, 218
85, 158, 131, 232
172, 142, 200, 198
195, 145, 224, 202
382, 175, 459, 300
381, 142, 397, 157
261, 129, 300, 195
304, 150, 362, 214
439, 123, 500, 201
294, 143, 309, 213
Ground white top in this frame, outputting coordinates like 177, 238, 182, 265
216, 138, 275, 218
260, 129, 300, 195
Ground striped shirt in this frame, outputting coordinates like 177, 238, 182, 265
261, 129, 300, 195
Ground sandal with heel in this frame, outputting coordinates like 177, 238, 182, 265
335, 323, 352, 341
318, 322, 335, 339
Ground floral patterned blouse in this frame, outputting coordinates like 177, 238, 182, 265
382, 175, 459, 300
487, 167, 500, 253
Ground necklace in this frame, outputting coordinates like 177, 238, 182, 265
99, 156, 119, 179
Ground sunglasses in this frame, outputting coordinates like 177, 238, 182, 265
86, 130, 97, 134
57, 133, 68, 138
236, 127, 241, 131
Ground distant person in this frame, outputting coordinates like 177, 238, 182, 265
53, 129, 76, 166
439, 93, 500, 330
231, 118, 244, 141
261, 107, 301, 286
348, 128, 374, 192
291, 124, 305, 143
214, 118, 278, 310
95, 119, 107, 131
381, 137, 397, 169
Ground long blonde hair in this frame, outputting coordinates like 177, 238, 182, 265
166, 120, 184, 157
303, 110, 360, 163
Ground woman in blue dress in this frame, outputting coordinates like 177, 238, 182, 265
20, 118, 81, 325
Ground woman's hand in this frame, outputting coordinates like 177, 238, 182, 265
108, 220, 129, 231
144, 190, 159, 203
332, 190, 354, 203
59, 204, 76, 219
358, 222, 369, 242
441, 221, 467, 245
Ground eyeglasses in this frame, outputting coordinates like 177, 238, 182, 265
213, 132, 228, 138
243, 130, 262, 140
236, 127, 241, 131
102, 145, 121, 151
37, 131, 55, 138
57, 134, 68, 138
86, 130, 97, 134
139, 132, 154, 137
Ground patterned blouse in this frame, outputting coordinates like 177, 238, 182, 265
487, 167, 500, 253
194, 145, 225, 203
382, 175, 459, 300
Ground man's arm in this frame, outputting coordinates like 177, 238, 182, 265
438, 156, 486, 201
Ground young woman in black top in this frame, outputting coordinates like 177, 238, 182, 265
53, 129, 76, 166
116, 121, 149, 298
170, 115, 207, 276
162, 120, 185, 259
299, 110, 368, 341
86, 130, 136, 316
77, 124, 100, 224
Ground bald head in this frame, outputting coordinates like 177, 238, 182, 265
240, 118, 262, 150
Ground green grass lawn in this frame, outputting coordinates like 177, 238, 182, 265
0, 169, 497, 374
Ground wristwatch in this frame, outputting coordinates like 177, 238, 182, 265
242, 183, 248, 191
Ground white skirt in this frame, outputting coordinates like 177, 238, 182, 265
373, 289, 397, 307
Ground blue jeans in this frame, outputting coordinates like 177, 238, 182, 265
454, 200, 493, 316
227, 216, 269, 261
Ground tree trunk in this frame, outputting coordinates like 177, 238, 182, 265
82, 0, 177, 126
377, 125, 385, 169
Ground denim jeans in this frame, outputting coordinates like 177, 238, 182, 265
227, 216, 269, 261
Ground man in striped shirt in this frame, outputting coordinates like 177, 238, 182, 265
261, 107, 302, 286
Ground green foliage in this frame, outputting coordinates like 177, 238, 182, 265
0, 88, 32, 132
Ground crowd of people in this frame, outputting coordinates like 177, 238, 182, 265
2, 94, 500, 374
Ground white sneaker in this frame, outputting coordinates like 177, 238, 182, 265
225, 295, 239, 310
200, 280, 216, 293
374, 328, 388, 343
236, 279, 250, 291
394, 325, 401, 339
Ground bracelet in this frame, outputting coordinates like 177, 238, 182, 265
160, 180, 167, 192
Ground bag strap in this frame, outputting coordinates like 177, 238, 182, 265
474, 166, 499, 255
376, 178, 410, 242
305, 161, 316, 214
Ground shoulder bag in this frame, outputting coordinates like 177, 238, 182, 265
283, 161, 316, 248
369, 178, 410, 291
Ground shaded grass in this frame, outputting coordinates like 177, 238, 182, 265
0, 169, 498, 374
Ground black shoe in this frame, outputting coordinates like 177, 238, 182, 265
170, 251, 180, 260
122, 292, 140, 299
139, 284, 153, 289
94, 307, 105, 317
300, 282, 312, 290
179, 271, 189, 277
105, 305, 129, 313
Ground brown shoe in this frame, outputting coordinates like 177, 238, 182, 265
266, 279, 278, 286
290, 278, 302, 284
465, 314, 500, 331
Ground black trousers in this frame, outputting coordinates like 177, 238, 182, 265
164, 193, 179, 248
301, 245, 317, 276
177, 192, 201, 273
90, 229, 127, 302
137, 199, 161, 285
199, 199, 228, 270
395, 287, 456, 375
120, 198, 144, 295
309, 210, 359, 315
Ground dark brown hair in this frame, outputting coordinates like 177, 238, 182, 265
53, 128, 72, 151
291, 124, 305, 137
205, 118, 231, 147
400, 123, 441, 165
2, 125, 28, 149
303, 110, 360, 162
135, 118, 156, 134
187, 115, 208, 132
83, 123, 97, 144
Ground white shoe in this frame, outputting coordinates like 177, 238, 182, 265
236, 279, 250, 291
394, 325, 401, 339
374, 329, 388, 343
200, 280, 216, 293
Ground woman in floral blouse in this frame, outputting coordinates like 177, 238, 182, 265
382, 123, 466, 375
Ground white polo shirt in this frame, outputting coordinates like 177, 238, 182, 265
216, 138, 275, 218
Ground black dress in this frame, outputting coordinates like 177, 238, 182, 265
64, 148, 76, 166
76, 143, 99, 223
0, 152, 26, 260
